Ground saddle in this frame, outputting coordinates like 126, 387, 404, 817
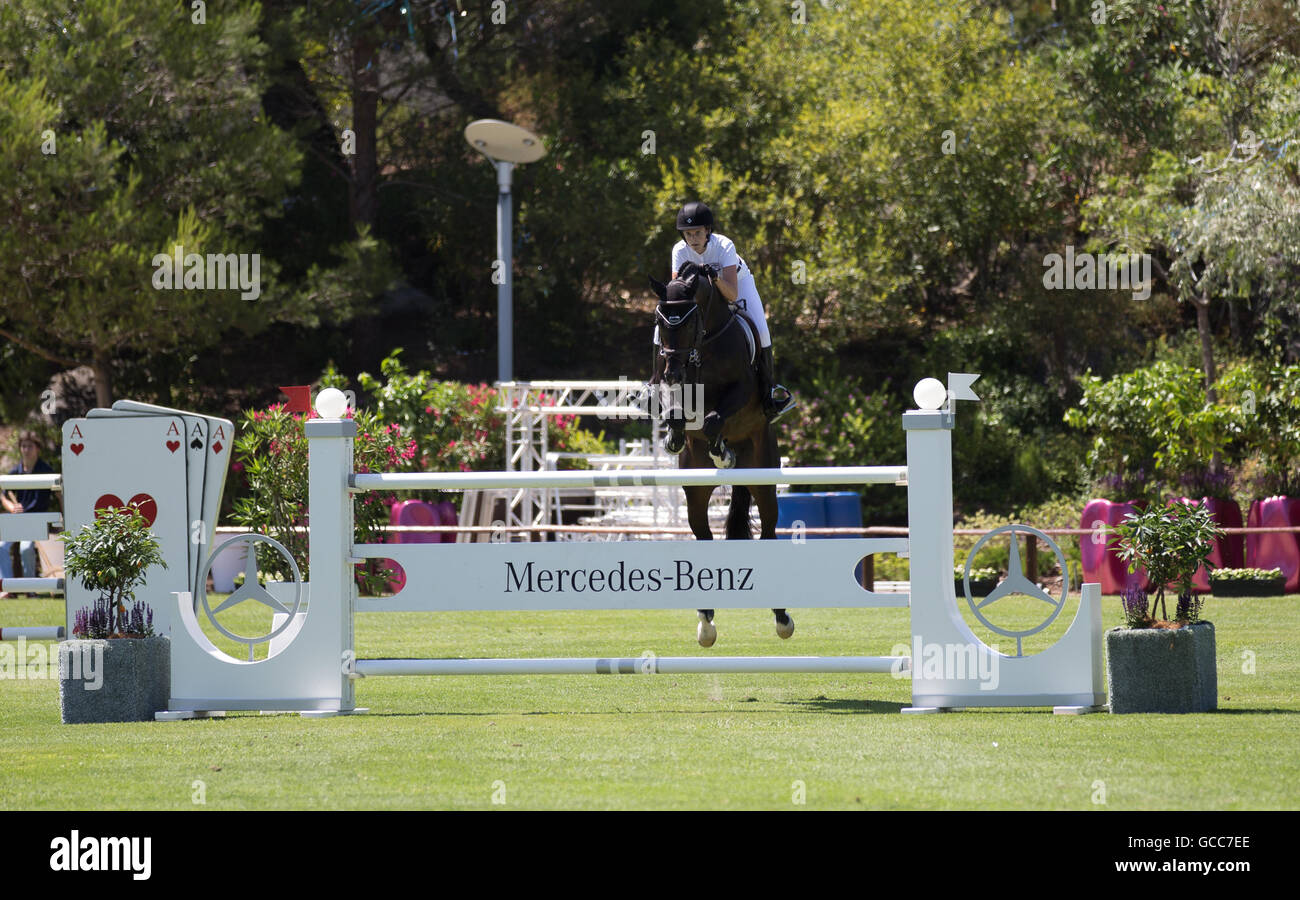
732, 306, 758, 367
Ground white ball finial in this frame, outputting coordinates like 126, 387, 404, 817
315, 387, 348, 419
913, 378, 947, 411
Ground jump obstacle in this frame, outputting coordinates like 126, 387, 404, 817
2, 375, 1108, 717
162, 373, 1106, 718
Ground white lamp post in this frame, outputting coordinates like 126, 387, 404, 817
464, 119, 546, 384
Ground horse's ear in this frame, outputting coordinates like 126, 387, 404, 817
648, 276, 667, 302
685, 273, 700, 295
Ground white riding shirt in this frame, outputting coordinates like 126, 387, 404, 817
668, 233, 771, 347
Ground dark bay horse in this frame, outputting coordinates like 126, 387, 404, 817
648, 272, 793, 647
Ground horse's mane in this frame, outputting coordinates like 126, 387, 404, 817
664, 274, 704, 304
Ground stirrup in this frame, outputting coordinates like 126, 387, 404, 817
766, 386, 796, 423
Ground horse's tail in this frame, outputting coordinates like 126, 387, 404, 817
726, 486, 752, 540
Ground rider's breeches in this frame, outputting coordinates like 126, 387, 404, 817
735, 269, 771, 347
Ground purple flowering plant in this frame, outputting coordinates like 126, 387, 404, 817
1119, 582, 1151, 629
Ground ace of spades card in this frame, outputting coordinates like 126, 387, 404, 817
61, 415, 193, 637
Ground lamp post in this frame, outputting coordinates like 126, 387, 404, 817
464, 119, 545, 384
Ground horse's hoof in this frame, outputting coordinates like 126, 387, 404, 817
665, 432, 685, 454
710, 448, 736, 468
697, 613, 717, 648
775, 613, 795, 639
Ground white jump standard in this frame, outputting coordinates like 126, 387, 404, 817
160, 375, 1107, 718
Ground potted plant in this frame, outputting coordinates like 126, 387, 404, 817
1105, 501, 1222, 714
1208, 567, 1286, 597
58, 506, 170, 723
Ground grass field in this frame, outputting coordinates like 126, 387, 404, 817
1, 590, 1297, 810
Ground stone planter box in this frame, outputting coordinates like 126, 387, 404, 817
1209, 577, 1286, 597
1105, 622, 1216, 714
59, 637, 170, 724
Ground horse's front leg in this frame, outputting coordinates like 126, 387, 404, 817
701, 381, 751, 468
683, 483, 718, 647
658, 382, 688, 454
752, 482, 793, 638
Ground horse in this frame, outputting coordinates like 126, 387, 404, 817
648, 271, 793, 648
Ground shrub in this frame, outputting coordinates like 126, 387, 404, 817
1064, 360, 1245, 502
1113, 500, 1223, 623
1208, 567, 1284, 582
783, 360, 905, 521
229, 355, 613, 591
353, 350, 610, 475
63, 505, 164, 637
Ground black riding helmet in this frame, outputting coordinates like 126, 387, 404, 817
676, 200, 714, 231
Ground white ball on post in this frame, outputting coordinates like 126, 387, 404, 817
314, 388, 349, 419
912, 377, 947, 411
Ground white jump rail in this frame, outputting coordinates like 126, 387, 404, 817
352, 466, 907, 490
0, 474, 63, 491
0, 626, 66, 640
162, 374, 1107, 718
0, 578, 64, 594
356, 656, 906, 676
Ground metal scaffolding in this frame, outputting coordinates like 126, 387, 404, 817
495, 380, 715, 540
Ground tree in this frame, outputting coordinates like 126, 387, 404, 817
0, 0, 300, 407
1079, 1, 1300, 393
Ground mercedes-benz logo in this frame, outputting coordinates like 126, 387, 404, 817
199, 534, 303, 661
962, 524, 1068, 657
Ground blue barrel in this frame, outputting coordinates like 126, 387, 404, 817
776, 494, 826, 540
821, 492, 863, 531
819, 491, 866, 583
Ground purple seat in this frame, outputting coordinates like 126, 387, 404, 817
384, 500, 444, 592
436, 501, 458, 543
1170, 497, 1243, 594
1080, 499, 1148, 594
1246, 497, 1300, 593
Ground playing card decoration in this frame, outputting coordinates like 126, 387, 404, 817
63, 415, 191, 638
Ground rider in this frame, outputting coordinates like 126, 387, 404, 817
655, 200, 795, 422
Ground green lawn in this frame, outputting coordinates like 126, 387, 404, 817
1, 591, 1297, 810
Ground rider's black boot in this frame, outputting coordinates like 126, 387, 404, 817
758, 346, 795, 422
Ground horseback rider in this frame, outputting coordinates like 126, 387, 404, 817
653, 200, 796, 422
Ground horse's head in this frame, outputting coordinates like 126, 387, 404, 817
649, 274, 708, 386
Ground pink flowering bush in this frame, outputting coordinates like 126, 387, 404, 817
229, 402, 414, 592
228, 354, 610, 592
356, 350, 608, 474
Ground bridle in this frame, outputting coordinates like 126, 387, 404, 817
656, 276, 733, 375
657, 301, 702, 371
